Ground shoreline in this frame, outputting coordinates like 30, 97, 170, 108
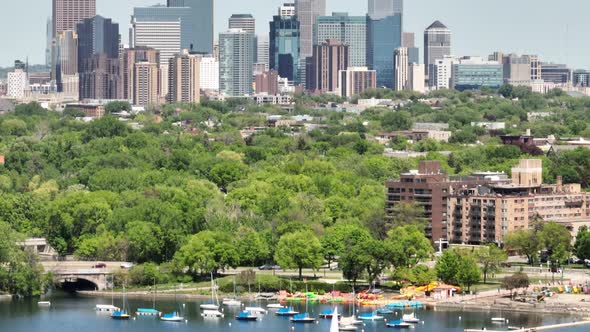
77, 290, 590, 317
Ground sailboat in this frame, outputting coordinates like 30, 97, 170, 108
222, 278, 241, 307
339, 288, 362, 328
137, 279, 161, 317
402, 312, 420, 323
330, 307, 339, 332
160, 287, 185, 322
200, 272, 220, 310
111, 284, 130, 320
96, 275, 120, 313
290, 295, 316, 323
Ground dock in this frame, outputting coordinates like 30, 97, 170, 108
465, 319, 590, 332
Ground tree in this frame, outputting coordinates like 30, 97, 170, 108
456, 254, 481, 292
82, 116, 130, 142
236, 227, 270, 267
539, 221, 571, 266
574, 226, 590, 260
386, 225, 433, 269
274, 231, 323, 280
477, 244, 507, 284
501, 272, 530, 299
105, 101, 131, 114
126, 221, 163, 263
174, 231, 239, 276
504, 229, 541, 265
436, 250, 461, 285
381, 111, 413, 131
209, 161, 249, 189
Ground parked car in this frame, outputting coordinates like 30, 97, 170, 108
92, 263, 107, 268
258, 265, 281, 271
120, 262, 134, 269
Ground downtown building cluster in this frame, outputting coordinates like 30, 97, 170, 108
1, 0, 590, 109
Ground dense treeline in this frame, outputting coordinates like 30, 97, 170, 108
0, 86, 589, 291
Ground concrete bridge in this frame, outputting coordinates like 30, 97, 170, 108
42, 262, 124, 291
51, 269, 112, 290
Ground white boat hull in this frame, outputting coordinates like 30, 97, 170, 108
200, 304, 219, 310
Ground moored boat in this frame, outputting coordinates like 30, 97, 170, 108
387, 320, 412, 328
320, 308, 341, 319
111, 309, 130, 320
37, 301, 51, 307
358, 311, 384, 321
402, 312, 420, 323
201, 309, 224, 318
245, 306, 267, 315
276, 307, 299, 316
267, 303, 285, 309
235, 310, 258, 321
136, 308, 160, 317
160, 311, 184, 322
95, 304, 120, 313
290, 312, 317, 323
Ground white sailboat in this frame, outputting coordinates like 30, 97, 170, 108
340, 287, 362, 327
330, 307, 339, 332
200, 272, 220, 310
222, 278, 241, 307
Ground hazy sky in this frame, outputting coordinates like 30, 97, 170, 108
0, 0, 588, 68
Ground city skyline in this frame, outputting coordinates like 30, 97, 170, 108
0, 0, 589, 69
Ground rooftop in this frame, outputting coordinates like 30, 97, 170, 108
426, 20, 448, 30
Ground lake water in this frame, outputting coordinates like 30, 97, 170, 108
0, 293, 583, 332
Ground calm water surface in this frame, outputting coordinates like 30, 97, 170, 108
0, 293, 583, 332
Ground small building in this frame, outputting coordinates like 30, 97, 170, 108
18, 238, 58, 261
64, 103, 106, 118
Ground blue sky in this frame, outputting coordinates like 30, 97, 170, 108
0, 0, 588, 68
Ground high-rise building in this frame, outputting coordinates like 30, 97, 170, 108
338, 67, 376, 98
46, 18, 53, 70
7, 61, 28, 100
295, 0, 326, 86
77, 16, 119, 65
424, 21, 451, 77
52, 30, 79, 96
573, 70, 590, 87
528, 55, 541, 81
255, 70, 279, 95
368, 0, 403, 19
134, 0, 213, 54
280, 3, 296, 17
315, 13, 367, 67
367, 14, 402, 88
409, 63, 425, 93
130, 18, 181, 98
540, 63, 571, 84
168, 50, 201, 103
402, 32, 419, 65
451, 56, 503, 91
306, 39, 349, 93
429, 55, 457, 90
79, 54, 121, 100
200, 56, 219, 91
296, 0, 326, 58
257, 35, 270, 70
77, 16, 121, 99
134, 61, 160, 106
502, 54, 533, 85
121, 47, 160, 103
219, 29, 255, 97
393, 47, 408, 91
52, 0, 96, 36
228, 14, 256, 34
269, 11, 300, 83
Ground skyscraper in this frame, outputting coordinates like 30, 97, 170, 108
306, 39, 349, 93
338, 67, 376, 98
424, 21, 451, 77
451, 56, 503, 91
296, 0, 326, 58
121, 47, 160, 103
134, 61, 160, 106
200, 56, 219, 91
429, 55, 457, 90
219, 29, 255, 97
315, 13, 367, 67
367, 14, 402, 88
269, 10, 300, 83
52, 0, 96, 36
402, 32, 419, 64
295, 0, 326, 86
228, 14, 256, 34
257, 36, 270, 70
77, 16, 121, 99
368, 0, 403, 19
46, 18, 53, 70
409, 63, 425, 93
168, 50, 201, 103
393, 47, 408, 91
52, 30, 78, 96
134, 0, 213, 54
7, 61, 28, 100
130, 18, 181, 98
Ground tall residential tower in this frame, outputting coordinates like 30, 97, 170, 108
424, 21, 451, 77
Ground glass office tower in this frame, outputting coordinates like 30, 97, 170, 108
366, 14, 402, 88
